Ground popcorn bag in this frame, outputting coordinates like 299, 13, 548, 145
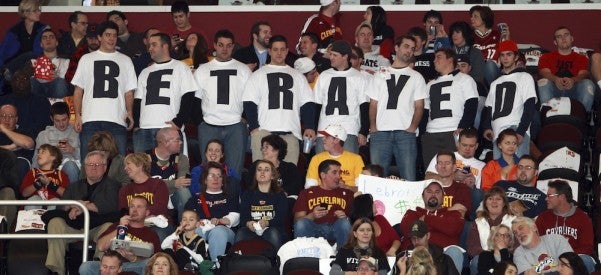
33, 55, 56, 81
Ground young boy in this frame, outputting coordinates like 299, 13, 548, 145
20, 144, 70, 210
161, 209, 208, 270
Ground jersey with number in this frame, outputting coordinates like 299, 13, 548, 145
242, 64, 314, 140
367, 66, 427, 131
71, 50, 137, 126
314, 68, 368, 136
195, 58, 251, 125
473, 29, 501, 61
136, 59, 198, 129
361, 46, 391, 73
485, 70, 537, 138
425, 71, 478, 133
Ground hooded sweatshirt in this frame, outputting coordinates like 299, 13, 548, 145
535, 203, 593, 255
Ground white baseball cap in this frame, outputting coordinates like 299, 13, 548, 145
294, 57, 316, 74
318, 124, 347, 141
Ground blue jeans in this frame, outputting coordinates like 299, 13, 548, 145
80, 121, 127, 160
171, 187, 191, 221
315, 134, 359, 154
61, 160, 80, 184
492, 125, 530, 159
483, 60, 499, 86
198, 122, 247, 176
444, 245, 465, 274
537, 78, 595, 112
579, 254, 596, 273
30, 77, 69, 98
132, 128, 160, 153
470, 188, 484, 221
369, 130, 417, 180
151, 224, 175, 243
235, 226, 286, 249
194, 225, 235, 262
293, 218, 351, 249
469, 255, 479, 275
79, 258, 149, 275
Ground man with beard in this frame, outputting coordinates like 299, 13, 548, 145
494, 155, 547, 218
367, 35, 426, 180
65, 23, 100, 84
233, 22, 295, 71
512, 216, 572, 274
399, 181, 465, 274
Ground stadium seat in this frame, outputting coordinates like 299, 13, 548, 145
282, 257, 320, 274
537, 123, 583, 155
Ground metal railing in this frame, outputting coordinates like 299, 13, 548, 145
0, 200, 90, 263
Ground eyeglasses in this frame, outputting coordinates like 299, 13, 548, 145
85, 163, 107, 167
517, 165, 535, 171
207, 173, 223, 179
0, 114, 17, 119
495, 233, 511, 239
547, 193, 560, 198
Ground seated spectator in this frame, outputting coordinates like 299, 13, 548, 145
0, 103, 35, 181
477, 224, 514, 275
361, 164, 384, 178
448, 20, 486, 84
184, 162, 239, 264
106, 10, 146, 59
81, 131, 129, 186
494, 155, 546, 218
364, 6, 394, 60
469, 5, 502, 85
511, 216, 573, 274
428, 150, 472, 219
44, 150, 121, 275
20, 144, 69, 210
0, 148, 18, 229
558, 252, 590, 275
33, 101, 80, 184
189, 139, 240, 199
161, 209, 208, 271
467, 187, 516, 273
147, 127, 191, 221
537, 26, 595, 112
349, 193, 401, 256
330, 218, 390, 274
144, 251, 179, 275
99, 250, 123, 275
355, 23, 390, 75
0, 0, 48, 91
246, 134, 303, 197
236, 160, 288, 249
305, 125, 364, 190
535, 180, 595, 271
297, 32, 330, 73
176, 32, 209, 70
79, 196, 161, 275
395, 245, 438, 275
293, 159, 353, 248
422, 9, 451, 54
481, 128, 519, 191
400, 220, 459, 275
399, 181, 464, 274
57, 11, 88, 59
119, 152, 173, 241
492, 261, 517, 274
30, 29, 69, 99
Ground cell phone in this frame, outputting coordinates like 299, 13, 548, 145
397, 249, 413, 258
185, 173, 191, 179
463, 166, 471, 174
319, 203, 328, 209
429, 26, 436, 36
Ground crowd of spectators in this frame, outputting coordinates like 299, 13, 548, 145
0, 0, 600, 274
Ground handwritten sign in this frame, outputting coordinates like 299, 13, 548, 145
357, 175, 431, 225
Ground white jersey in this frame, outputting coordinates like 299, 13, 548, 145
426, 151, 486, 188
194, 58, 251, 125
425, 71, 478, 133
361, 46, 391, 73
136, 59, 198, 129
367, 66, 427, 131
71, 50, 137, 126
242, 64, 314, 140
485, 71, 537, 139
314, 68, 369, 136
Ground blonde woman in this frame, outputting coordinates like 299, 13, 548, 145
145, 252, 179, 275
477, 224, 514, 275
396, 246, 437, 275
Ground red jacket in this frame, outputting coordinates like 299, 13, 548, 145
399, 207, 464, 250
